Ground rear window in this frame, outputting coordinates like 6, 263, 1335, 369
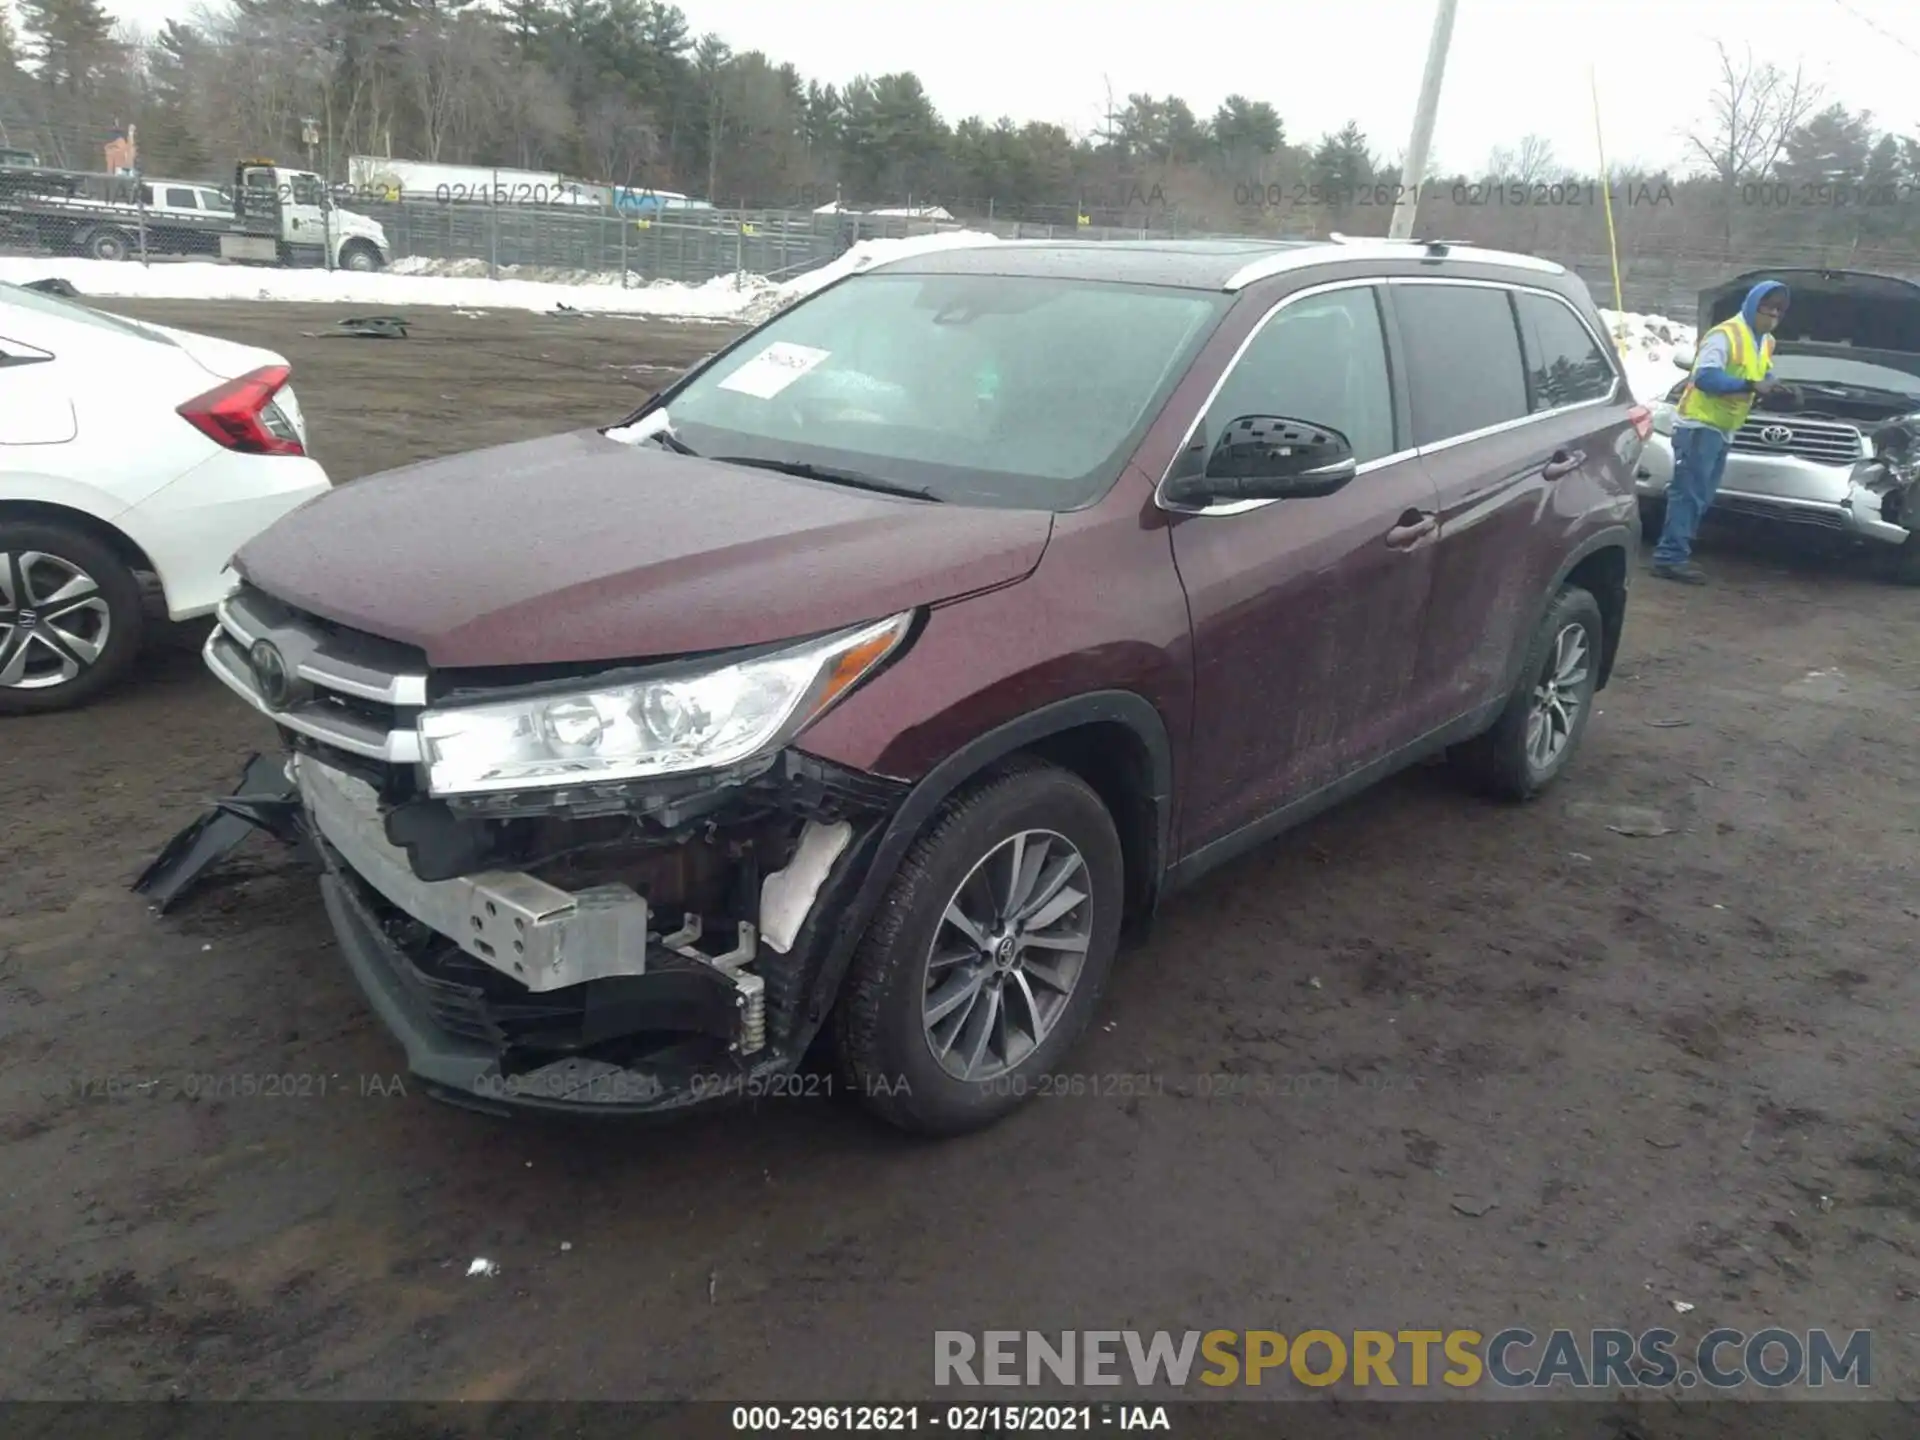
1514, 292, 1617, 411
0, 281, 178, 346
164, 187, 198, 209
1395, 284, 1530, 446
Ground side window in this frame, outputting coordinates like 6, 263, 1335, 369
291, 174, 323, 206
1394, 284, 1530, 447
1204, 287, 1396, 465
140, 183, 156, 206
1515, 292, 1618, 411
165, 187, 198, 210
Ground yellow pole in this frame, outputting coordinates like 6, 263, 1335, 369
1590, 65, 1627, 337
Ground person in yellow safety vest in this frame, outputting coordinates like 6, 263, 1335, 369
1651, 279, 1798, 584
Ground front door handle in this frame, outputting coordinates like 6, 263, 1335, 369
1542, 449, 1586, 481
1385, 510, 1437, 548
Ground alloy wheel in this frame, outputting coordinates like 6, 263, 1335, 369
922, 828, 1093, 1082
1526, 621, 1591, 771
0, 551, 113, 691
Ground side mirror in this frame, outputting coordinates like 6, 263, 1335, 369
1166, 416, 1358, 507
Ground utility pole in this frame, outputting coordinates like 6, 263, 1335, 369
1387, 0, 1460, 240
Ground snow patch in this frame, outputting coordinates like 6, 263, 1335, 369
0, 229, 1001, 322
1600, 308, 1697, 403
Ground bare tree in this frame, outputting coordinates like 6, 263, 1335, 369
580, 91, 659, 187
1685, 42, 1822, 245
401, 13, 501, 163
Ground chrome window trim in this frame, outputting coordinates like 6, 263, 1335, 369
1155, 274, 1626, 518
1386, 276, 1626, 445
1222, 241, 1565, 292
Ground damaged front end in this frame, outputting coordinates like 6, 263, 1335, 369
1858, 414, 1920, 537
180, 583, 913, 1116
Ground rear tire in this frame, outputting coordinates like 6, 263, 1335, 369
834, 758, 1124, 1137
0, 522, 145, 714
1450, 585, 1604, 803
86, 228, 132, 262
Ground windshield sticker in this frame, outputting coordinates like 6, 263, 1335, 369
717, 342, 831, 399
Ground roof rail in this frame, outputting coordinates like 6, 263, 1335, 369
1223, 237, 1564, 290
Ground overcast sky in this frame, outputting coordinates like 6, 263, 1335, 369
55, 0, 1920, 172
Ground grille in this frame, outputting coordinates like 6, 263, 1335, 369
1715, 494, 1849, 530
1730, 417, 1863, 465
204, 584, 428, 777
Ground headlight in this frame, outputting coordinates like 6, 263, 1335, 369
416, 611, 913, 796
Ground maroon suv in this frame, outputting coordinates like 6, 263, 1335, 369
204, 237, 1649, 1134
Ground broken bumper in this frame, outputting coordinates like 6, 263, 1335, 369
1636, 434, 1913, 545
294, 752, 892, 1117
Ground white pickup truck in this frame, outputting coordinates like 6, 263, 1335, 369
218, 161, 390, 272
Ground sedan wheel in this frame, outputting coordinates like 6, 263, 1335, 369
0, 550, 113, 690
0, 523, 145, 714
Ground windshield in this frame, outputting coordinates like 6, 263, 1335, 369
0, 280, 178, 345
659, 271, 1229, 509
1770, 352, 1920, 395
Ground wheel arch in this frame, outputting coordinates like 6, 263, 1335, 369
0, 499, 156, 579
1509, 528, 1632, 696
795, 691, 1174, 1041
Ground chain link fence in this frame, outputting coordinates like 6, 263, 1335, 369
6, 178, 1919, 323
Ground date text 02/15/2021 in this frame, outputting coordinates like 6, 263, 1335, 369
729, 1406, 1169, 1431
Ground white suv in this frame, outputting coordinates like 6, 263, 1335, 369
0, 282, 332, 712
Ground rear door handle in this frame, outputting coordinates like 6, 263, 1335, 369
1542, 449, 1586, 481
1385, 510, 1437, 548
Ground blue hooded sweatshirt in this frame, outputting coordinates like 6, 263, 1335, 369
1689, 279, 1789, 395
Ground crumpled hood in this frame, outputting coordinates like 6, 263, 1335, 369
233, 429, 1054, 669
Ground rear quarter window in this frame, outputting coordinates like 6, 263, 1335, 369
1394, 284, 1530, 446
1514, 291, 1618, 411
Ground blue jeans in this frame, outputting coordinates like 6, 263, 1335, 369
1653, 422, 1733, 566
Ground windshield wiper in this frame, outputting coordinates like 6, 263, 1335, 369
712, 455, 943, 502
645, 426, 700, 456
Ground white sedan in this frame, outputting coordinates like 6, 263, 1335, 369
0, 281, 331, 712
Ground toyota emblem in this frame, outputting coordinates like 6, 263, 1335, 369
1760, 425, 1794, 446
248, 639, 292, 708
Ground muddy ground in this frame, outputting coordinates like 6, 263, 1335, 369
2, 299, 1918, 1405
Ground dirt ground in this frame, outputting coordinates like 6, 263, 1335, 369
2, 298, 1918, 1405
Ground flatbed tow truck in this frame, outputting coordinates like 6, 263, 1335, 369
0, 159, 390, 270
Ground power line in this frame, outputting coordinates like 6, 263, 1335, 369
1826, 0, 1920, 62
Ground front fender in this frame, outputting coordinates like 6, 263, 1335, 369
786, 690, 1174, 1052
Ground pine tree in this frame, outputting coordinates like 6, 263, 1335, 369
18, 0, 117, 91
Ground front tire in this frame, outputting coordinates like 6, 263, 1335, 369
340, 241, 382, 273
0, 522, 145, 714
1879, 530, 1920, 586
834, 759, 1124, 1136
1450, 584, 1604, 803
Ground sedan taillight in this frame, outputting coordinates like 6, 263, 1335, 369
178, 364, 305, 456
1627, 404, 1653, 442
